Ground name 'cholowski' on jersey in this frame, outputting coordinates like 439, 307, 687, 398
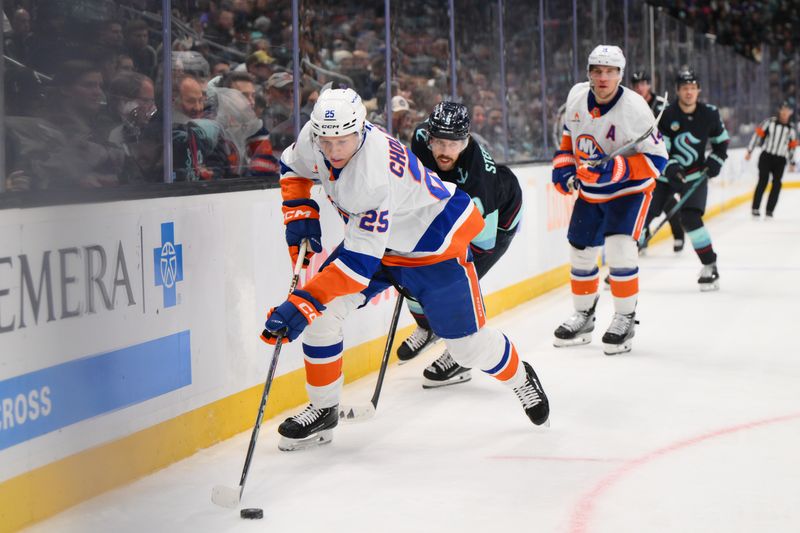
560, 81, 668, 202
279, 120, 484, 304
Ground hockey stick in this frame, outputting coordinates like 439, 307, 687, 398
640, 172, 708, 248
211, 240, 308, 509
584, 91, 668, 168
338, 293, 405, 423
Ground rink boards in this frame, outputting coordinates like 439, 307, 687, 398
0, 148, 783, 531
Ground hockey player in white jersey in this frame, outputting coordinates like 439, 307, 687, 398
260, 88, 549, 451
551, 45, 668, 355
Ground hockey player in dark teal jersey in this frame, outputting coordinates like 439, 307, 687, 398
396, 101, 524, 387
644, 68, 729, 290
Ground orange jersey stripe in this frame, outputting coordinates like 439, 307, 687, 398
458, 253, 487, 329
609, 277, 639, 298
303, 263, 368, 305
494, 345, 520, 382
626, 153, 659, 181
633, 190, 653, 240
304, 358, 343, 387
381, 205, 485, 267
571, 278, 599, 295
559, 131, 573, 152
280, 176, 314, 201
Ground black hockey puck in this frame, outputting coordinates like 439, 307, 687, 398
240, 508, 263, 519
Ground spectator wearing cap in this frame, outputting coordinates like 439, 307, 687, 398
244, 50, 275, 83
264, 72, 310, 157
391, 95, 415, 146
264, 71, 295, 129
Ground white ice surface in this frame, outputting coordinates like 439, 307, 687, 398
25, 192, 800, 533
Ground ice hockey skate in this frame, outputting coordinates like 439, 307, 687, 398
397, 326, 438, 363
602, 312, 636, 355
513, 362, 550, 426
673, 238, 684, 252
698, 263, 720, 291
422, 350, 472, 388
553, 297, 598, 347
277, 404, 338, 451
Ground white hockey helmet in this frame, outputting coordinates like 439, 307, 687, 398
310, 87, 367, 142
587, 45, 626, 79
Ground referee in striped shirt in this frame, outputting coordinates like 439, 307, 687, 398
745, 100, 797, 218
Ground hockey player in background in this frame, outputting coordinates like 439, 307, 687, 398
261, 88, 549, 451
551, 45, 667, 355
630, 70, 667, 115
394, 101, 524, 388
745, 99, 797, 218
631, 70, 683, 251
644, 69, 729, 291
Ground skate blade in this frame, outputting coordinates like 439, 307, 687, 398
278, 429, 333, 452
553, 333, 592, 347
422, 371, 472, 389
699, 281, 720, 292
603, 340, 632, 355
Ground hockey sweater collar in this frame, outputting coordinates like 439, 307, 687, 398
587, 86, 624, 118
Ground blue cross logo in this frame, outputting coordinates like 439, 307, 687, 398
154, 222, 183, 308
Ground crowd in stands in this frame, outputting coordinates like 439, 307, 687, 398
1, 0, 794, 194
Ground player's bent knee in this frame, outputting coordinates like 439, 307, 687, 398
303, 293, 364, 345
570, 244, 600, 272
444, 327, 505, 369
680, 209, 704, 231
605, 234, 638, 268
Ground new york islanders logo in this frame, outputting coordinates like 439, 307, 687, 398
574, 134, 606, 163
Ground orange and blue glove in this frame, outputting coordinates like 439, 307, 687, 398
283, 199, 323, 266
552, 150, 577, 195
261, 290, 325, 344
577, 154, 630, 185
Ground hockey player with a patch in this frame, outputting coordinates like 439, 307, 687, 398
261, 88, 549, 451
551, 45, 667, 356
645, 68, 729, 291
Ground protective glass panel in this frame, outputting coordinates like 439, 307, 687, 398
388, 0, 452, 145
542, 0, 576, 154
4, 0, 165, 193
453, 0, 509, 161
503, 0, 544, 160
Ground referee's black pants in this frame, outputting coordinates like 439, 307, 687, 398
752, 153, 787, 215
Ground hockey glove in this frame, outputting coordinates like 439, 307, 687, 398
704, 155, 723, 178
663, 161, 686, 187
261, 290, 325, 344
552, 150, 577, 195
283, 199, 323, 265
577, 154, 629, 185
